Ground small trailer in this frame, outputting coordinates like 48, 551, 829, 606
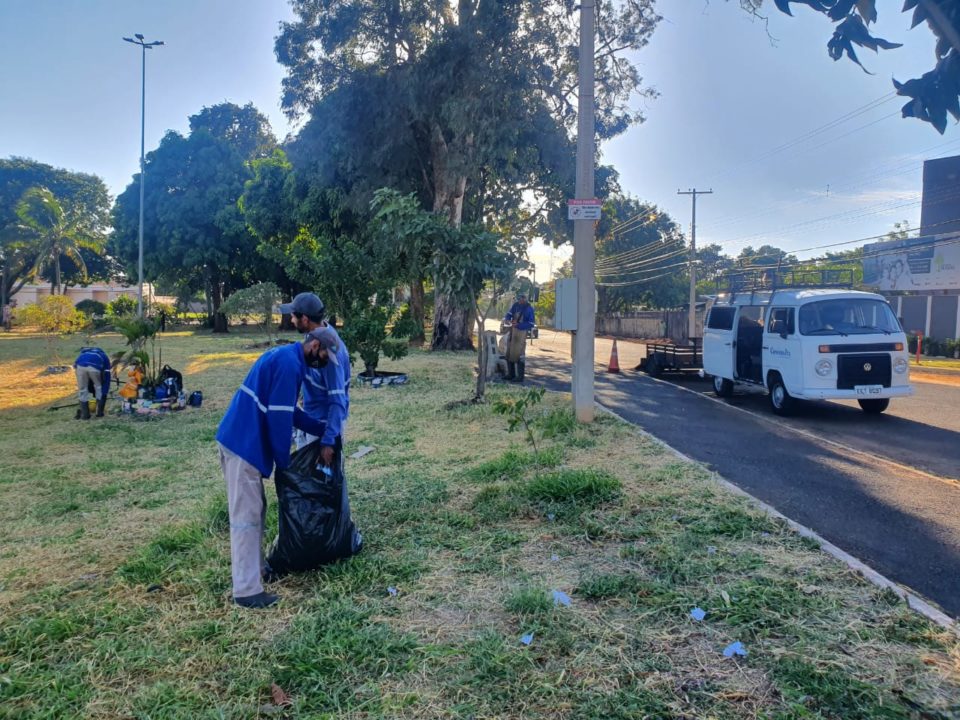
638, 339, 702, 378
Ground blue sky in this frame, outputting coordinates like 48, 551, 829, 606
1, 1, 957, 279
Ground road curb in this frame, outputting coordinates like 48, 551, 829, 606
593, 401, 959, 634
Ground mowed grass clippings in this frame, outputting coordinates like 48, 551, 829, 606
0, 331, 957, 719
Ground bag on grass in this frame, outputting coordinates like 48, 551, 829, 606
159, 364, 183, 394
266, 441, 362, 575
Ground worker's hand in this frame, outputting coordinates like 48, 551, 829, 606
320, 445, 335, 467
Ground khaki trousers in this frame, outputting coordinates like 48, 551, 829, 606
218, 443, 267, 598
76, 366, 102, 402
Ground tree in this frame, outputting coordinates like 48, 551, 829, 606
16, 295, 86, 366
744, 0, 960, 133
372, 188, 526, 398
275, 0, 662, 349
594, 196, 687, 311
14, 187, 104, 295
736, 244, 799, 268
696, 243, 736, 293
220, 282, 282, 344
0, 158, 110, 307
111, 103, 279, 332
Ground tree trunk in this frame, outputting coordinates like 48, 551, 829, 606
211, 283, 229, 333
432, 291, 475, 350
430, 122, 473, 350
408, 277, 426, 346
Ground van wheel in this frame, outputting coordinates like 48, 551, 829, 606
712, 375, 733, 397
645, 354, 663, 378
768, 375, 795, 416
858, 399, 889, 414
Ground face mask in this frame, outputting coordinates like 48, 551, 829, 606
307, 348, 329, 368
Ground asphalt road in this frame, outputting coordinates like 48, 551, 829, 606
524, 342, 960, 617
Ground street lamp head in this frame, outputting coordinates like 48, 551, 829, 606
123, 37, 135, 43
134, 33, 144, 40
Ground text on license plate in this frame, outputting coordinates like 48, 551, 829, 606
854, 384, 883, 396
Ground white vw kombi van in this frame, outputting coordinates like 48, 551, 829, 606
703, 288, 914, 415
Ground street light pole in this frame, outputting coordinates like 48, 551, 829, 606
123, 34, 164, 318
572, 0, 596, 423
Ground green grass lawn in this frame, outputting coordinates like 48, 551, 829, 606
912, 357, 960, 370
1, 329, 958, 719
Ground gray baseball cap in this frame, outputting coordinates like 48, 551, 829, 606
279, 292, 325, 317
304, 326, 339, 351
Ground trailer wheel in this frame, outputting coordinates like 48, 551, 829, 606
858, 398, 889, 414
712, 375, 733, 398
645, 354, 663, 378
768, 374, 795, 416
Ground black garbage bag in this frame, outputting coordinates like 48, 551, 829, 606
266, 441, 362, 575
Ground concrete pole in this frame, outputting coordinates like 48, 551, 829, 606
572, 0, 596, 423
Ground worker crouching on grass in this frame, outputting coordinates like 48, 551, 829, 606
215, 331, 331, 609
73, 347, 111, 419
502, 292, 535, 382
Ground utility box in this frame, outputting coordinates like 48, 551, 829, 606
555, 278, 578, 330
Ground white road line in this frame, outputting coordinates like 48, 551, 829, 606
620, 371, 960, 490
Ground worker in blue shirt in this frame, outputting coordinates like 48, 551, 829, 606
215, 332, 331, 609
73, 347, 111, 419
503, 292, 535, 383
280, 293, 351, 457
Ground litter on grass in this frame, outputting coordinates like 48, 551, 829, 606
723, 641, 748, 658
350, 446, 375, 459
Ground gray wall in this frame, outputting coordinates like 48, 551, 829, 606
930, 295, 958, 340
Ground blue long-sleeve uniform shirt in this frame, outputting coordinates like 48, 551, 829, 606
302, 325, 351, 446
216, 342, 326, 477
74, 347, 111, 399
504, 303, 535, 331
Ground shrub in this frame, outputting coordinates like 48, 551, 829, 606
16, 296, 86, 334
220, 282, 282, 342
107, 295, 138, 317
75, 299, 107, 317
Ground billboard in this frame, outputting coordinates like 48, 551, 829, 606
862, 233, 960, 291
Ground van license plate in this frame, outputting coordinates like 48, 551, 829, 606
854, 385, 883, 396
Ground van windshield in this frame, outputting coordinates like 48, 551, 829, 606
798, 299, 901, 336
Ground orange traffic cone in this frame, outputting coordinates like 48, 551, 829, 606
608, 339, 621, 373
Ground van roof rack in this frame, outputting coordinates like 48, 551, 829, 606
715, 268, 855, 295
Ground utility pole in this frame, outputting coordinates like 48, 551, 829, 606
123, 33, 164, 318
572, 0, 596, 423
678, 188, 712, 344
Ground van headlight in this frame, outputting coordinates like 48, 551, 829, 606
894, 357, 908, 374
815, 359, 833, 377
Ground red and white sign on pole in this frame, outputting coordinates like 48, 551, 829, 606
568, 198, 602, 221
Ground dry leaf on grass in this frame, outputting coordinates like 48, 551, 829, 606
270, 683, 292, 707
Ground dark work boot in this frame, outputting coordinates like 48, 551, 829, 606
95, 398, 106, 418
516, 360, 525, 383
233, 591, 279, 609
506, 361, 516, 381
79, 401, 91, 420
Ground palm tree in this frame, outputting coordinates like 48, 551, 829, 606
14, 187, 102, 294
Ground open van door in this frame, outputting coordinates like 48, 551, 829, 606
703, 305, 736, 388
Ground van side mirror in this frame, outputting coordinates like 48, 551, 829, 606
779, 329, 788, 339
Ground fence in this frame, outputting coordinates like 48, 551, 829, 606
594, 309, 705, 344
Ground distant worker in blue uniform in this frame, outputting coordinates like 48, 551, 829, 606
280, 292, 351, 456
215, 331, 333, 609
73, 347, 111, 419
502, 292, 535, 383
